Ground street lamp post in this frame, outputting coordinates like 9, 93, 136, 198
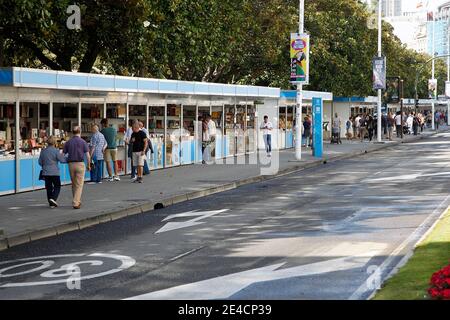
295, 0, 304, 160
447, 28, 450, 126
377, 0, 382, 143
432, 14, 436, 130
400, 79, 404, 139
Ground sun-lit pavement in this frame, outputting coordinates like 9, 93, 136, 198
1, 131, 450, 300
0, 131, 430, 243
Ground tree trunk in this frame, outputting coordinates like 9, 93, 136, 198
79, 32, 101, 73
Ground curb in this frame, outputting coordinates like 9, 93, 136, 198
0, 131, 444, 252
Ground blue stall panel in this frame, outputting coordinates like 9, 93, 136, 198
286, 130, 294, 149
224, 136, 231, 157
150, 141, 164, 169
0, 159, 15, 194
33, 157, 45, 188
181, 140, 194, 165
196, 140, 203, 163
19, 158, 34, 190
215, 135, 223, 159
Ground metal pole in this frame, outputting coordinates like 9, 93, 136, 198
400, 80, 404, 139
447, 27, 450, 126
432, 15, 436, 130
15, 100, 20, 193
377, 0, 382, 143
295, 0, 304, 160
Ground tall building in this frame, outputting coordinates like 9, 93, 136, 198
381, 0, 403, 17
363, 0, 402, 17
384, 10, 428, 53
427, 1, 450, 56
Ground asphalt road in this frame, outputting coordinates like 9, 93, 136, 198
1, 133, 450, 300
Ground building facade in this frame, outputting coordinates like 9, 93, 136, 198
381, 0, 402, 17
427, 2, 450, 57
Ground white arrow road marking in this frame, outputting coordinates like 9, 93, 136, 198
156, 209, 229, 234
125, 250, 380, 300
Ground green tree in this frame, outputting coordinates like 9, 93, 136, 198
0, 0, 149, 73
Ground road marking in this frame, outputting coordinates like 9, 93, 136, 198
156, 209, 229, 234
169, 247, 206, 262
0, 253, 135, 288
125, 250, 381, 300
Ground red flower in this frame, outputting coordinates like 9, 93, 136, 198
429, 288, 441, 298
442, 289, 450, 299
428, 263, 450, 300
443, 267, 450, 277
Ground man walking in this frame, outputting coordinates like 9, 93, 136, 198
394, 112, 402, 138
359, 114, 368, 142
139, 121, 153, 175
63, 126, 91, 209
435, 111, 441, 130
101, 118, 120, 181
354, 114, 361, 139
260, 115, 273, 157
89, 125, 108, 184
387, 112, 395, 141
202, 114, 217, 164
130, 121, 148, 183
124, 119, 136, 180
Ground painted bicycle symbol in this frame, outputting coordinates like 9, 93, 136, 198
0, 253, 135, 288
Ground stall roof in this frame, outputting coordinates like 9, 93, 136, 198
333, 96, 378, 103
0, 67, 280, 99
280, 90, 333, 101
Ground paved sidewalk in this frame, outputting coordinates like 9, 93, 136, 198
0, 127, 447, 250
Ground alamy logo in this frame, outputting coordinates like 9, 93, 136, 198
66, 5, 81, 30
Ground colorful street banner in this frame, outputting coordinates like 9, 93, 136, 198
372, 56, 386, 90
428, 79, 437, 99
290, 33, 309, 85
383, 77, 400, 104
445, 81, 450, 98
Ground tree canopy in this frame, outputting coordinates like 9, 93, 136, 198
0, 0, 445, 98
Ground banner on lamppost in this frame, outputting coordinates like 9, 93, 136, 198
372, 56, 386, 90
428, 79, 437, 99
290, 33, 310, 85
445, 81, 450, 98
383, 76, 400, 103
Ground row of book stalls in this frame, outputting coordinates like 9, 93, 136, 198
332, 96, 450, 137
0, 68, 334, 196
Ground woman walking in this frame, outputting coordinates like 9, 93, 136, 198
38, 136, 67, 208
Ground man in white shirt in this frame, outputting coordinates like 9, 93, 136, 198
260, 115, 273, 157
332, 113, 342, 143
354, 114, 361, 139
202, 114, 217, 164
394, 112, 402, 138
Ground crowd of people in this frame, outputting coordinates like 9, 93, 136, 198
37, 114, 220, 210
36, 109, 448, 210
344, 110, 447, 142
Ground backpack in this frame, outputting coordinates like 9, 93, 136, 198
346, 120, 352, 130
